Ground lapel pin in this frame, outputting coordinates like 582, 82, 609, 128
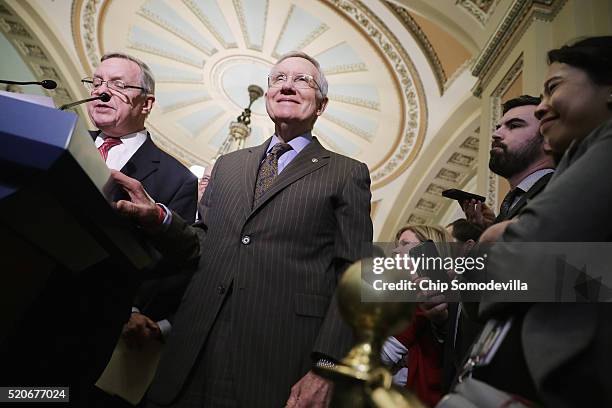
312, 158, 319, 163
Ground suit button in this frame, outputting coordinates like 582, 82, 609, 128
217, 285, 226, 294
241, 235, 251, 245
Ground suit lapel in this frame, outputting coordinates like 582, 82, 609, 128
507, 172, 553, 219
121, 133, 160, 183
250, 137, 329, 215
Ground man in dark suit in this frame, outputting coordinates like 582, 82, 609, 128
110, 51, 373, 407
442, 96, 556, 395
86, 53, 197, 354
461, 95, 555, 226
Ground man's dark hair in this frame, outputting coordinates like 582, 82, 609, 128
547, 36, 612, 86
447, 218, 483, 243
502, 95, 541, 115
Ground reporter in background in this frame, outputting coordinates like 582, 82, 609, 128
461, 96, 555, 229
383, 225, 454, 407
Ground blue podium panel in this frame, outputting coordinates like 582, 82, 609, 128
0, 94, 77, 174
0, 95, 157, 403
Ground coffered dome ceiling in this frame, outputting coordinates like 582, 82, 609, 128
73, 0, 430, 190
5, 0, 519, 239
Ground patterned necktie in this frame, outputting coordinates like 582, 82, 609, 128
253, 142, 292, 204
98, 137, 122, 161
498, 187, 523, 220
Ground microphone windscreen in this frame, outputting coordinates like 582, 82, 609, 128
40, 79, 57, 89
99, 93, 111, 102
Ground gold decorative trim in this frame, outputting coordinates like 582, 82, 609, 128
233, 0, 268, 52
294, 23, 328, 53
461, 135, 480, 151
97, 0, 110, 56
0, 0, 74, 106
328, 94, 379, 110
322, 63, 367, 75
137, 7, 217, 55
272, 4, 329, 59
71, 0, 88, 73
385, 1, 445, 95
456, 0, 500, 26
83, 0, 102, 68
448, 152, 475, 168
407, 214, 428, 225
487, 170, 498, 208
127, 41, 204, 68
324, 0, 427, 190
69, 0, 427, 191
443, 57, 473, 92
471, 0, 566, 96
182, 0, 237, 49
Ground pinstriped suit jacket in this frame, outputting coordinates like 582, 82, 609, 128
147, 136, 373, 407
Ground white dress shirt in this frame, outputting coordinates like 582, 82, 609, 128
95, 129, 148, 170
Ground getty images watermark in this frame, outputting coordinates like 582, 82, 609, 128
361, 242, 612, 303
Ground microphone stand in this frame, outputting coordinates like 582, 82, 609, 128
59, 93, 110, 111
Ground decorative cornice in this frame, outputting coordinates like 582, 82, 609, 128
443, 57, 474, 92
82, 0, 102, 68
471, 0, 566, 97
404, 124, 481, 227
0, 0, 74, 106
385, 1, 446, 95
456, 0, 500, 26
491, 54, 523, 97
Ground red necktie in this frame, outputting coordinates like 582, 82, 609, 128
98, 137, 122, 161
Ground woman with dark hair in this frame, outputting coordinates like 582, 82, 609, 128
470, 36, 612, 407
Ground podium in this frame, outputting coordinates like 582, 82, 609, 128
0, 94, 154, 403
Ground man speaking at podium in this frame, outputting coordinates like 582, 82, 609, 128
86, 53, 197, 376
111, 52, 373, 407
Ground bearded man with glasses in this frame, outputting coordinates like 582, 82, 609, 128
84, 52, 197, 403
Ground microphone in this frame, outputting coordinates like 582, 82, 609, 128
59, 93, 111, 111
0, 79, 57, 89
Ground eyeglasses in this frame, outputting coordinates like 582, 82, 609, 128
268, 73, 319, 90
82, 77, 146, 93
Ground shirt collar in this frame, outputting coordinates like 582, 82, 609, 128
516, 168, 555, 192
98, 129, 148, 147
267, 132, 313, 154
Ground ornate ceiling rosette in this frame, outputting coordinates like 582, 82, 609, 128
72, 0, 426, 189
